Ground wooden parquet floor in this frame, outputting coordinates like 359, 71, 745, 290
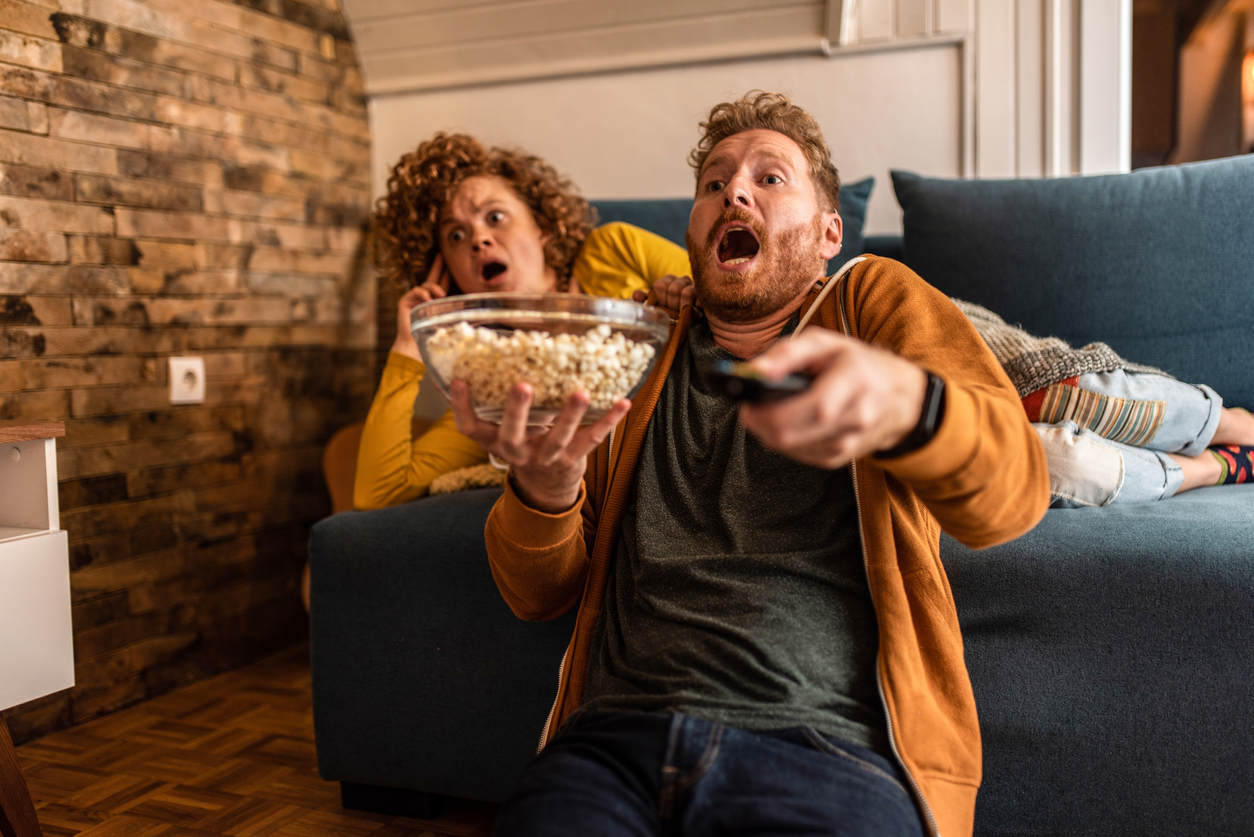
14, 644, 498, 837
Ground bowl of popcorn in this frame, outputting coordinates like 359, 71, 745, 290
410, 293, 672, 426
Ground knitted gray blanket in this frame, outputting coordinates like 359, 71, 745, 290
953, 299, 1166, 397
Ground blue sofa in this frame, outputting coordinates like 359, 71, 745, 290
310, 156, 1254, 835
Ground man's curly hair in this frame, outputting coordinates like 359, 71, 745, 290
372, 133, 595, 292
689, 91, 841, 214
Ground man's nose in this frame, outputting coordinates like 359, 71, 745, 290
470, 230, 493, 251
723, 177, 752, 208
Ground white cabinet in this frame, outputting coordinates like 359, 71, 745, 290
0, 423, 71, 836
0, 423, 74, 712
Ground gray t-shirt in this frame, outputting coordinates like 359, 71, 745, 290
582, 318, 889, 754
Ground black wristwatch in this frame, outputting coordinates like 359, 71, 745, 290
874, 372, 946, 459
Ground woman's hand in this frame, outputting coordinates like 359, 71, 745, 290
449, 380, 630, 514
391, 254, 452, 360
632, 274, 696, 315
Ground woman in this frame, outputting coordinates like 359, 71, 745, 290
303, 135, 689, 610
355, 133, 691, 511
955, 299, 1254, 506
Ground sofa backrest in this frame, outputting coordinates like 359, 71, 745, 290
590, 176, 875, 276
892, 156, 1254, 408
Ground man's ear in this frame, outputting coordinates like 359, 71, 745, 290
820, 211, 843, 260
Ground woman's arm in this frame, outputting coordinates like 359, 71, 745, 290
353, 258, 487, 510
572, 223, 690, 298
353, 354, 488, 510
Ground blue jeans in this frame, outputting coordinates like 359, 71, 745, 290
1037, 371, 1223, 507
493, 711, 924, 837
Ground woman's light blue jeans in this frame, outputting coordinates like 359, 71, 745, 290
1037, 371, 1222, 507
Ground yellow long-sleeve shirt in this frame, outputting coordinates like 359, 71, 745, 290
352, 223, 690, 510
571, 221, 690, 299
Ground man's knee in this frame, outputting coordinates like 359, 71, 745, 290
495, 713, 665, 837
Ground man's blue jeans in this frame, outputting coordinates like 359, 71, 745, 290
493, 711, 925, 837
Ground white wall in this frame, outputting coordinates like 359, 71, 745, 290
366, 0, 1130, 236
371, 44, 963, 235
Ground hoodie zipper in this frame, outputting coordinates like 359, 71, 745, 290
537, 646, 567, 752
836, 278, 942, 837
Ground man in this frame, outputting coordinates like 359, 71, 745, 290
451, 91, 1050, 837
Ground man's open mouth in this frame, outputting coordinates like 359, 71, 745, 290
481, 261, 507, 281
717, 226, 760, 266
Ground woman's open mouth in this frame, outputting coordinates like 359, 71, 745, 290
717, 225, 760, 268
481, 261, 507, 282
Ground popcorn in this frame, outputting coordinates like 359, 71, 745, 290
426, 322, 656, 413
428, 462, 508, 495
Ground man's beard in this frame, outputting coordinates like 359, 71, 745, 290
685, 209, 827, 324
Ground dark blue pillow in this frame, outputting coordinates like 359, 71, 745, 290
591, 176, 875, 274
892, 158, 1254, 408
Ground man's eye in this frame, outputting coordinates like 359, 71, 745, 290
447, 230, 464, 243
763, 174, 782, 185
705, 180, 724, 192
487, 210, 505, 223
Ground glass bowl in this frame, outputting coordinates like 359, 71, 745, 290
410, 292, 672, 426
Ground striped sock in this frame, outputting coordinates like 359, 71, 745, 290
1209, 445, 1254, 485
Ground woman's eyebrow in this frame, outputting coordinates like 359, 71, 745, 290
442, 198, 508, 225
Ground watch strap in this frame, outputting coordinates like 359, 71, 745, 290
874, 371, 946, 460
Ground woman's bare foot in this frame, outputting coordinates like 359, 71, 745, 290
1210, 406, 1254, 446
1165, 408, 1254, 495
1169, 451, 1222, 494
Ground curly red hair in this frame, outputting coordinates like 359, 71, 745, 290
371, 133, 595, 293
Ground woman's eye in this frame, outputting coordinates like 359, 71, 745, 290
447, 230, 464, 244
487, 210, 505, 223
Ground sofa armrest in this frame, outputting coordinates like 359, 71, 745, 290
309, 488, 576, 803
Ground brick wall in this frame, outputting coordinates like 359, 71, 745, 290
0, 0, 374, 742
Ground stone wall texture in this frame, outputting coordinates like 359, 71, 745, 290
0, 0, 375, 743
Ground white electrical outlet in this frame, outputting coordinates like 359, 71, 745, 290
169, 357, 206, 404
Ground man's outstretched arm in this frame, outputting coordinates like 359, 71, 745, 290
740, 260, 1050, 548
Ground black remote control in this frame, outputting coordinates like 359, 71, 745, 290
701, 359, 811, 403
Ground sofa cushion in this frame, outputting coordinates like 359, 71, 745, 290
591, 175, 874, 274
891, 158, 1254, 408
942, 485, 1254, 837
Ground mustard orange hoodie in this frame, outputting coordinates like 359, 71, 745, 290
485, 257, 1051, 837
